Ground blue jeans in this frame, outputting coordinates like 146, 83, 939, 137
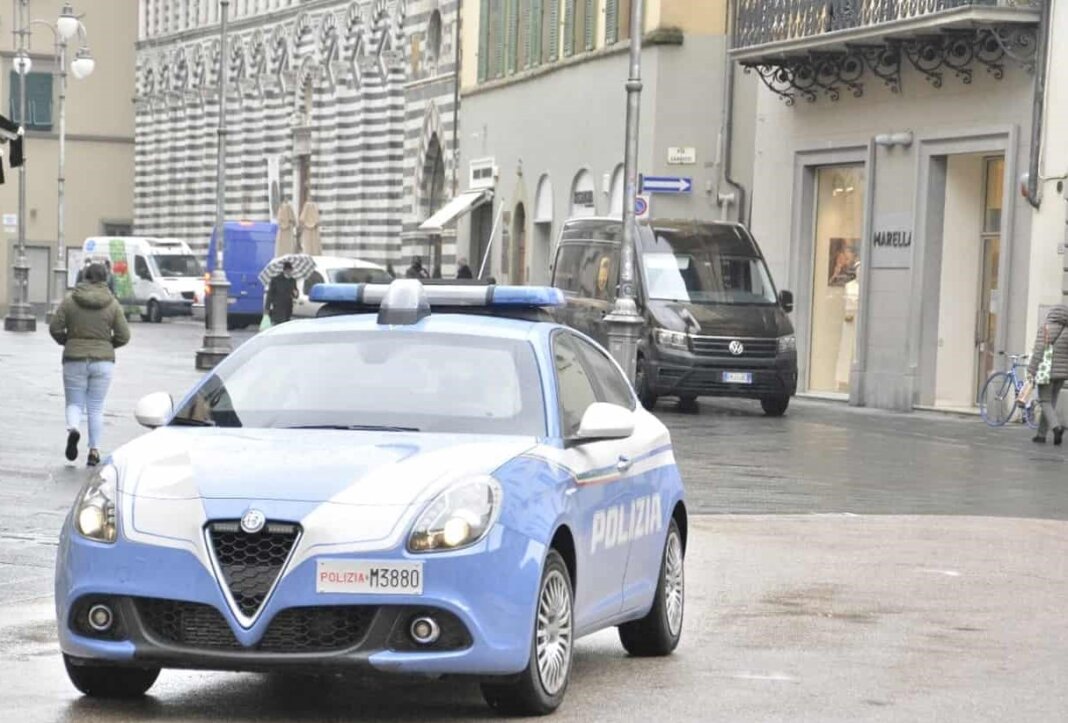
63, 360, 114, 450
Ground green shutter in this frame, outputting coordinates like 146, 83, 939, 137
478, 0, 490, 82
531, 0, 542, 66
495, 0, 506, 78
563, 0, 575, 57
505, 0, 517, 75
605, 0, 618, 45
521, 0, 532, 69
584, 0, 595, 51
549, 0, 560, 61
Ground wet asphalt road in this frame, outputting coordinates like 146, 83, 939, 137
1, 318, 1066, 721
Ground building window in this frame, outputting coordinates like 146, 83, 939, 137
9, 71, 54, 131
479, 0, 507, 81
564, 0, 594, 57
427, 10, 442, 66
540, 0, 559, 64
516, 0, 532, 70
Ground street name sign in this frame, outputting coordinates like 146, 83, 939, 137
642, 176, 692, 194
667, 147, 697, 165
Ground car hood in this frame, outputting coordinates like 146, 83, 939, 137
648, 299, 792, 337
114, 428, 537, 505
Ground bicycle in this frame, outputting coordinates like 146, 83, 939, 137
978, 354, 1040, 428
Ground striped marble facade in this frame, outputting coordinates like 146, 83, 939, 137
135, 0, 459, 272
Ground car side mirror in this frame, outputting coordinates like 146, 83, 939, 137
573, 403, 635, 443
778, 290, 794, 313
135, 392, 174, 428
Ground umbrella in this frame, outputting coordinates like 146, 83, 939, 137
258, 254, 316, 286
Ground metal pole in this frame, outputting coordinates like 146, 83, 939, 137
46, 37, 67, 322
604, 0, 645, 383
196, 0, 232, 369
4, 0, 34, 332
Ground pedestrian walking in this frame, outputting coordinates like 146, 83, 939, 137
405, 256, 429, 279
48, 262, 131, 466
456, 258, 474, 279
265, 260, 299, 325
1027, 304, 1068, 444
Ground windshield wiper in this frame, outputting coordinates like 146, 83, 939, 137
170, 417, 215, 427
286, 424, 420, 432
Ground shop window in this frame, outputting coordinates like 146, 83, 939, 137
809, 166, 866, 395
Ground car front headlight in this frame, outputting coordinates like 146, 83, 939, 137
778, 334, 797, 354
408, 477, 501, 553
654, 329, 689, 351
75, 464, 118, 543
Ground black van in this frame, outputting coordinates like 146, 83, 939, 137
550, 218, 797, 416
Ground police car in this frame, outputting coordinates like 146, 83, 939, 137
56, 280, 687, 715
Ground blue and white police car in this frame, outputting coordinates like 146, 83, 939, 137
56, 280, 687, 715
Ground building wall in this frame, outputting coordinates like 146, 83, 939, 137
135, 0, 459, 272
750, 61, 1036, 410
457, 0, 742, 284
0, 0, 136, 314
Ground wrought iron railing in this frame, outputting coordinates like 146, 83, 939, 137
733, 0, 1031, 49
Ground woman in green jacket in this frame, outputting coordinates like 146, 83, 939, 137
49, 263, 131, 466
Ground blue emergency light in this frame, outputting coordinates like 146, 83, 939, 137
309, 280, 566, 325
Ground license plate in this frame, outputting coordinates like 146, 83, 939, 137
722, 372, 753, 384
316, 560, 423, 595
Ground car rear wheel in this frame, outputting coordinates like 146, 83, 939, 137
760, 395, 790, 417
63, 654, 159, 698
481, 550, 573, 716
618, 519, 684, 657
146, 300, 162, 324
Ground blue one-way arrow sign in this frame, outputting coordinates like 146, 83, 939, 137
642, 175, 692, 194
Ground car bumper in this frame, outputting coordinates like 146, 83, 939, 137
648, 347, 798, 399
158, 299, 193, 317
56, 524, 544, 676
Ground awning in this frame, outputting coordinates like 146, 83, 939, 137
418, 189, 492, 234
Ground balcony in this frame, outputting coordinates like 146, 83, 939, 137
731, 0, 1043, 104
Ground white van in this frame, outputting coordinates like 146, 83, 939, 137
80, 237, 204, 322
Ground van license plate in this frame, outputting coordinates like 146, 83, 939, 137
722, 372, 752, 384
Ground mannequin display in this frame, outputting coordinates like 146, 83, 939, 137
835, 277, 859, 391
299, 200, 322, 256
275, 199, 297, 257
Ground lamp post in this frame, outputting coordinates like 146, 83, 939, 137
604, 0, 646, 382
196, 0, 232, 369
4, 0, 33, 331
44, 3, 95, 323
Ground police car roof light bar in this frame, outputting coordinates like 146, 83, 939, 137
377, 280, 431, 325
309, 281, 566, 311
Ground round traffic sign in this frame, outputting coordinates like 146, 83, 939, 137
635, 197, 649, 216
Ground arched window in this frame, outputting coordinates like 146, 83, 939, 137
570, 169, 596, 218
427, 10, 443, 65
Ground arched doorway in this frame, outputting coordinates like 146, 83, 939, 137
512, 203, 527, 284
532, 174, 554, 283
570, 169, 596, 218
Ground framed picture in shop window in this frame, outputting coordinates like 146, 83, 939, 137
828, 237, 860, 287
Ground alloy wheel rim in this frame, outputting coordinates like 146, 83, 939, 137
535, 569, 572, 696
664, 531, 684, 636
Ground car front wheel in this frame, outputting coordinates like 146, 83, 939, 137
64, 654, 160, 698
760, 395, 790, 417
619, 519, 684, 656
481, 549, 573, 716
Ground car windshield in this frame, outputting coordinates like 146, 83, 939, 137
154, 254, 202, 277
170, 330, 546, 436
330, 267, 393, 284
641, 228, 777, 305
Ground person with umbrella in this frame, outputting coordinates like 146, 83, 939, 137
265, 260, 299, 325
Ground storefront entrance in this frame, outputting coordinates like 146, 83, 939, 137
808, 165, 866, 395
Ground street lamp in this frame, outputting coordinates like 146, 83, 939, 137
40, 3, 94, 323
4, 0, 35, 331
604, 0, 646, 382
195, 0, 233, 369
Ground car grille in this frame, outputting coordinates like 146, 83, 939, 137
180, 291, 196, 300
207, 520, 300, 619
690, 336, 778, 359
135, 599, 377, 653
657, 367, 787, 395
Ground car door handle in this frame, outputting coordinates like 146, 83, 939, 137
617, 455, 633, 473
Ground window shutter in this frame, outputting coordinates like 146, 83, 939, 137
563, 0, 575, 57
605, 0, 618, 45
548, 0, 560, 62
506, 0, 517, 75
495, 0, 507, 78
584, 0, 595, 51
522, 0, 533, 70
478, 0, 490, 82
531, 0, 542, 66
